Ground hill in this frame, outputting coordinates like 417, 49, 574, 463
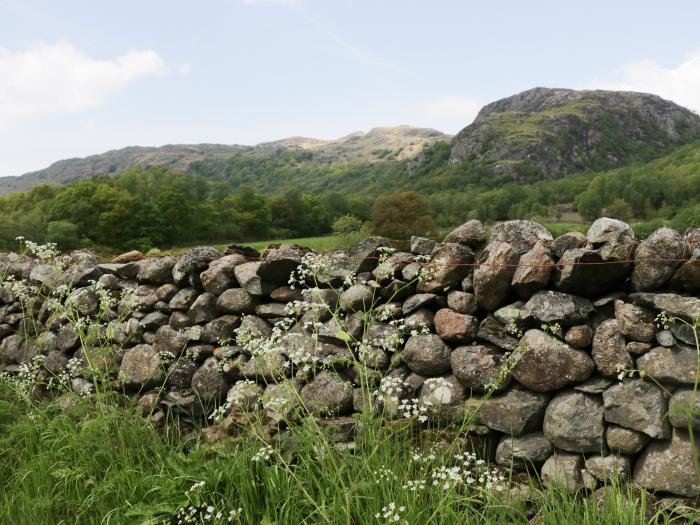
0, 126, 449, 195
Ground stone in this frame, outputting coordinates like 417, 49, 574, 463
614, 300, 656, 342
118, 344, 165, 389
632, 228, 684, 291
443, 219, 486, 248
476, 316, 520, 351
405, 308, 434, 332
543, 391, 605, 453
450, 344, 510, 392
474, 241, 519, 311
603, 379, 671, 439
155, 283, 179, 302
270, 286, 303, 303
496, 432, 553, 471
217, 288, 260, 314
191, 356, 231, 401
0, 335, 26, 365
402, 293, 437, 314
433, 308, 479, 343
410, 236, 437, 255
168, 312, 191, 330
237, 315, 272, 341
670, 256, 700, 293
541, 453, 585, 492
401, 262, 422, 282
200, 254, 247, 295
511, 241, 554, 299
490, 220, 554, 257
416, 243, 474, 293
342, 237, 390, 275
136, 257, 177, 285
300, 371, 354, 416
587, 217, 633, 244
419, 375, 466, 421
173, 247, 221, 288
670, 322, 699, 346
168, 287, 199, 311
585, 455, 631, 481
241, 351, 289, 382
263, 380, 302, 420
656, 330, 676, 347
166, 358, 199, 389
626, 341, 652, 355
606, 425, 649, 455
226, 381, 264, 411
29, 264, 63, 288
254, 303, 289, 319
373, 252, 414, 284
258, 244, 308, 285
480, 386, 549, 436
552, 231, 586, 258
339, 284, 374, 312
629, 292, 700, 322
591, 319, 633, 377
637, 344, 698, 384
140, 311, 169, 332
493, 301, 526, 328
66, 288, 100, 317
522, 290, 594, 327
446, 291, 477, 314
403, 334, 451, 376
112, 250, 143, 263
565, 325, 593, 349
188, 293, 219, 324
572, 377, 615, 394
235, 262, 275, 297
669, 389, 700, 430
201, 315, 240, 344
153, 325, 201, 356
512, 329, 595, 392
634, 429, 700, 497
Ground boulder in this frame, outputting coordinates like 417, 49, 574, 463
522, 290, 594, 327
603, 379, 671, 439
637, 344, 698, 384
564, 325, 593, 349
402, 293, 437, 314
410, 236, 437, 255
474, 241, 519, 311
234, 262, 275, 297
450, 344, 510, 392
373, 252, 414, 284
585, 455, 631, 481
416, 243, 474, 293
543, 391, 605, 453
200, 254, 247, 295
511, 241, 554, 299
172, 247, 222, 288
496, 432, 553, 471
300, 371, 354, 416
668, 389, 700, 431
419, 374, 466, 421
217, 289, 260, 314
258, 245, 309, 285
587, 217, 633, 244
433, 309, 479, 343
634, 429, 700, 497
512, 329, 595, 392
631, 228, 684, 291
339, 284, 374, 312
191, 356, 230, 401
443, 219, 486, 248
490, 220, 553, 257
166, 358, 199, 389
614, 300, 656, 342
479, 386, 549, 435
605, 425, 649, 455
403, 334, 451, 376
541, 453, 585, 492
629, 292, 700, 322
168, 288, 199, 311
136, 257, 177, 285
118, 344, 165, 389
591, 319, 633, 377
446, 291, 477, 314
476, 316, 520, 351
188, 293, 219, 324
551, 231, 586, 258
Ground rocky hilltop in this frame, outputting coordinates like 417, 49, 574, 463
448, 87, 700, 179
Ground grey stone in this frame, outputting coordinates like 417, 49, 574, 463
591, 319, 633, 377
512, 329, 595, 392
632, 228, 684, 291
226, 381, 264, 411
565, 325, 593, 349
606, 425, 649, 455
543, 391, 605, 453
300, 371, 354, 416
373, 252, 414, 284
656, 330, 676, 347
587, 217, 633, 244
522, 290, 594, 326
669, 389, 700, 430
512, 241, 553, 299
416, 243, 474, 293
490, 220, 553, 257
480, 386, 549, 436
0, 334, 25, 364
140, 311, 169, 332
118, 344, 165, 389
637, 344, 698, 384
403, 334, 451, 376
573, 376, 615, 394
200, 254, 247, 295
339, 284, 374, 312
541, 453, 585, 492
402, 293, 437, 314
168, 287, 199, 311
173, 247, 221, 288
419, 374, 466, 421
629, 292, 700, 322
446, 290, 477, 314
166, 358, 198, 389
443, 219, 486, 248
410, 236, 437, 255
603, 379, 671, 438
257, 244, 308, 285
585, 455, 631, 481
433, 308, 479, 343
188, 293, 219, 324
136, 257, 177, 285
217, 288, 259, 314
450, 344, 510, 392
474, 241, 519, 311
191, 356, 230, 401
254, 303, 290, 319
614, 300, 656, 342
552, 231, 586, 258
476, 315, 520, 351
496, 432, 553, 470
634, 429, 700, 497
241, 351, 289, 382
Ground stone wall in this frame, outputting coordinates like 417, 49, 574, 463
1, 218, 699, 497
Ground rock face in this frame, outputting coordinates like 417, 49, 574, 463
543, 391, 605, 453
634, 430, 700, 497
512, 330, 594, 392
1, 218, 699, 499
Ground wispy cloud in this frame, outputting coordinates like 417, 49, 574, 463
0, 41, 166, 119
589, 49, 700, 113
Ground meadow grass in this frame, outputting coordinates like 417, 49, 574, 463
0, 386, 686, 525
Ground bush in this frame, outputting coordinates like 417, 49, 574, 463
46, 220, 81, 250
368, 192, 436, 240
332, 214, 363, 235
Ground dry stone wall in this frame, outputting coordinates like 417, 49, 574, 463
1, 218, 699, 498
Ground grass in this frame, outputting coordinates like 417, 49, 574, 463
0, 386, 689, 525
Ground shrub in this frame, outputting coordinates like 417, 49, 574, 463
369, 192, 436, 240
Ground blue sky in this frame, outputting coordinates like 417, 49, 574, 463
1, 0, 700, 177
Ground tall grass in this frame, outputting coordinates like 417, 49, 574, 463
0, 386, 686, 525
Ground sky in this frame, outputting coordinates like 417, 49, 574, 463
1, 0, 700, 178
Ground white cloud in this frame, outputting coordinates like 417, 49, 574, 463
0, 41, 166, 119
590, 50, 700, 113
